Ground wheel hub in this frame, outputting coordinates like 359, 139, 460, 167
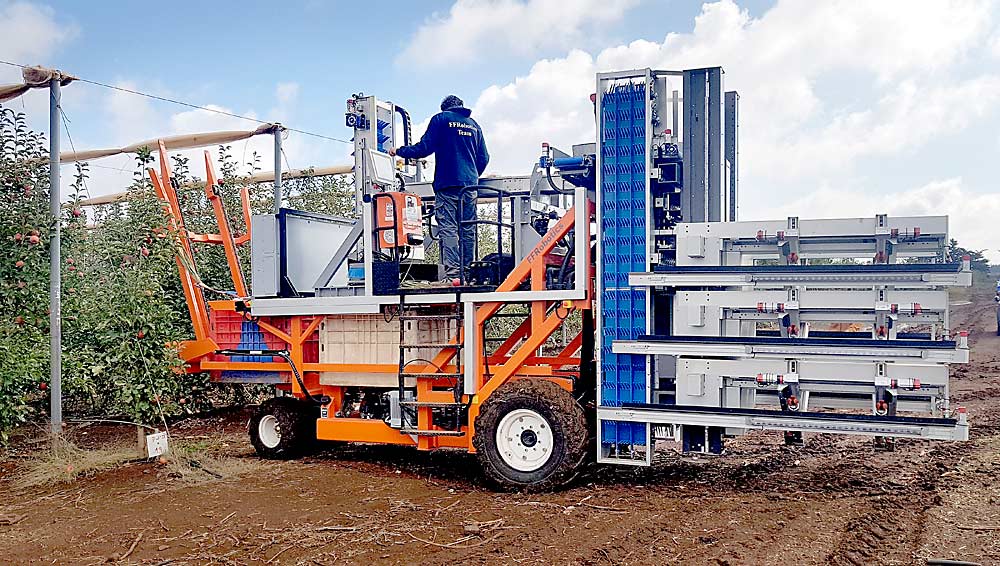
258, 414, 282, 449
520, 429, 538, 447
496, 408, 553, 472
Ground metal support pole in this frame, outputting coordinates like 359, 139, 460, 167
273, 124, 282, 213
48, 77, 62, 435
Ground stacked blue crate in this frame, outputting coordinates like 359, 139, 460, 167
599, 82, 648, 447
376, 119, 391, 152
222, 320, 282, 382
233, 320, 272, 362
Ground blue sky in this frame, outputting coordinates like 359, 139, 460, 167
3, 0, 1000, 258
20, 0, 770, 143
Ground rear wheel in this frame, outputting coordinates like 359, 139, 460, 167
249, 397, 315, 459
473, 379, 588, 491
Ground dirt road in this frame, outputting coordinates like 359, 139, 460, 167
2, 284, 999, 565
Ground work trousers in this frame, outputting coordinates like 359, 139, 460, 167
435, 186, 477, 279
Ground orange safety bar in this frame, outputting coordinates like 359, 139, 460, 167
151, 143, 256, 356
149, 141, 210, 342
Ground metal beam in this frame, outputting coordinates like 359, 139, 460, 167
313, 220, 363, 290
49, 77, 62, 435
598, 405, 968, 441
613, 337, 969, 364
273, 124, 283, 212
724, 90, 739, 221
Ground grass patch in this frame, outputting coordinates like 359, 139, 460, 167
11, 436, 139, 489
161, 435, 263, 484
9, 427, 263, 489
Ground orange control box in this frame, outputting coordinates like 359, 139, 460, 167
375, 192, 423, 249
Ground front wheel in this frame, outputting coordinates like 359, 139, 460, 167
249, 397, 315, 459
473, 379, 588, 491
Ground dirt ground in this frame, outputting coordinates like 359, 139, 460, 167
2, 283, 1000, 565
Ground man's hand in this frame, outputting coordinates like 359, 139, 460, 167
388, 147, 397, 156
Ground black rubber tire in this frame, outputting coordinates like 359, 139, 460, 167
473, 379, 588, 492
249, 397, 315, 459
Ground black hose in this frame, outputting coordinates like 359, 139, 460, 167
557, 233, 574, 286
394, 105, 412, 146
215, 349, 328, 405
545, 165, 575, 195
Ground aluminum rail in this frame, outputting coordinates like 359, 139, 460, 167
630, 263, 972, 288
597, 404, 969, 441
613, 335, 970, 363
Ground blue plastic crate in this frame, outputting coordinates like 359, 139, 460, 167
233, 320, 273, 363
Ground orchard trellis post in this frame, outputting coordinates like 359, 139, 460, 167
48, 75, 62, 435
273, 123, 283, 212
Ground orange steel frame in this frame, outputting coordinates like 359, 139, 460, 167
153, 143, 594, 452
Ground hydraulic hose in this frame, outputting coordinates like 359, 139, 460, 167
557, 233, 575, 286
545, 165, 575, 195
215, 349, 329, 405
394, 105, 412, 146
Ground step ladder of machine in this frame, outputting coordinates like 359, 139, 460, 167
396, 294, 467, 437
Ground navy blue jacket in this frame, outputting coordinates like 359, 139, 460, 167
396, 107, 489, 191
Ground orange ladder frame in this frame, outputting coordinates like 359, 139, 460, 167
152, 140, 594, 452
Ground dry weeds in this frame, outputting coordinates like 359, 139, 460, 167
10, 436, 138, 489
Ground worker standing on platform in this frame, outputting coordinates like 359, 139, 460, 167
390, 95, 489, 281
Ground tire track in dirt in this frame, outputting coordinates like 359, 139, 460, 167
822, 443, 961, 565
825, 282, 1000, 565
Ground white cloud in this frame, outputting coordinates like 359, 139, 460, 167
71, 80, 349, 199
753, 75, 1000, 181
989, 24, 1000, 58
472, 49, 598, 173
398, 0, 640, 68
459, 0, 1000, 255
0, 2, 79, 132
0, 2, 78, 77
471, 0, 998, 174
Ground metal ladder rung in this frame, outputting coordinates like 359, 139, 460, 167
399, 401, 463, 407
400, 343, 461, 349
400, 372, 463, 378
398, 314, 463, 321
399, 429, 465, 437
